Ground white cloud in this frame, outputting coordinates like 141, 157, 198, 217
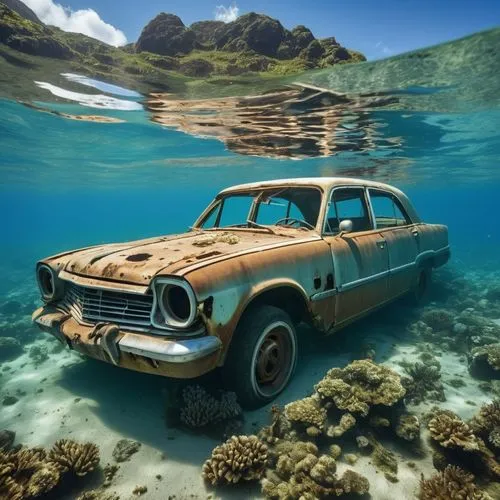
214, 3, 239, 23
375, 41, 392, 55
23, 0, 127, 46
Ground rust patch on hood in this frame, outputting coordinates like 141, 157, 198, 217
48, 229, 316, 285
126, 253, 152, 262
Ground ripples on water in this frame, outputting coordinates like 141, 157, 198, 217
0, 26, 499, 500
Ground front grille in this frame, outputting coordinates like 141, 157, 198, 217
61, 282, 153, 327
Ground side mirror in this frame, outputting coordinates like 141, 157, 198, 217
338, 219, 353, 235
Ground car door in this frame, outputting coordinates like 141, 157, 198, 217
367, 189, 419, 300
322, 187, 390, 328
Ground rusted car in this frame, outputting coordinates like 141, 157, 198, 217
33, 178, 450, 407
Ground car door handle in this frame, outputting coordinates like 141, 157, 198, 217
412, 230, 419, 237
377, 240, 386, 249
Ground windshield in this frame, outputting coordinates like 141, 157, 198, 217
197, 187, 322, 230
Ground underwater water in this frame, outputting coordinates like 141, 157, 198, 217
1, 28, 500, 499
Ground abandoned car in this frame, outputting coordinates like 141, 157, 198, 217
33, 178, 450, 407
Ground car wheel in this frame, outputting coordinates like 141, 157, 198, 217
222, 305, 297, 409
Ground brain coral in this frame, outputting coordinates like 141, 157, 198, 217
202, 435, 268, 485
314, 359, 405, 416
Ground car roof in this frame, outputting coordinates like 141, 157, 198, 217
220, 177, 399, 195
219, 177, 421, 223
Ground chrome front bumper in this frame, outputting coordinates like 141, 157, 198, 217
32, 306, 222, 372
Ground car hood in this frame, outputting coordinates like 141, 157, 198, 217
47, 229, 319, 285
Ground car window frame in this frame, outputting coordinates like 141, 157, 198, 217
194, 185, 326, 231
322, 186, 374, 236
367, 188, 413, 229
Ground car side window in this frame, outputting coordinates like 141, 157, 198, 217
370, 190, 411, 228
324, 188, 372, 234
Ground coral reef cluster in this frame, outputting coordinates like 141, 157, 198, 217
202, 359, 415, 496
178, 384, 242, 430
419, 465, 490, 500
202, 435, 269, 485
262, 440, 369, 499
0, 438, 100, 498
426, 404, 500, 481
314, 359, 406, 416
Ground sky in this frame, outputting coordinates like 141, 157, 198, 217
22, 0, 500, 59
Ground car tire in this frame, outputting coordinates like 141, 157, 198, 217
222, 305, 298, 409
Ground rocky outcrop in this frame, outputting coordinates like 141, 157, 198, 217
0, 4, 72, 58
190, 20, 224, 47
213, 12, 286, 57
3, 0, 41, 24
135, 13, 195, 56
135, 11, 365, 69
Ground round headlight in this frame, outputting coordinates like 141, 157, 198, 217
158, 282, 195, 328
37, 264, 56, 300
37, 264, 64, 302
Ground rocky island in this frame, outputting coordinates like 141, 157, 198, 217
0, 0, 365, 98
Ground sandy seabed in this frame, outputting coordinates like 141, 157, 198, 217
1, 267, 499, 499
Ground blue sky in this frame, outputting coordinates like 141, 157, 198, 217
23, 1, 499, 59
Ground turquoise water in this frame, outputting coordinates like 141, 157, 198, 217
1, 28, 500, 499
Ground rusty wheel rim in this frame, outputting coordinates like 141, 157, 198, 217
252, 321, 296, 398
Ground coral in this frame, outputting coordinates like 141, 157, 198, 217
132, 485, 147, 495
428, 411, 479, 451
419, 465, 490, 500
488, 428, 500, 450
77, 491, 120, 500
180, 385, 221, 428
218, 391, 242, 420
372, 443, 398, 476
274, 441, 319, 465
469, 400, 500, 442
469, 344, 500, 378
337, 469, 370, 495
258, 406, 291, 444
328, 444, 342, 459
402, 362, 445, 404
48, 439, 100, 476
284, 396, 327, 431
25, 464, 61, 497
0, 447, 59, 498
103, 463, 119, 487
396, 414, 421, 441
112, 439, 141, 462
327, 412, 356, 438
314, 359, 405, 416
421, 308, 455, 331
369, 415, 391, 428
202, 435, 268, 485
179, 385, 242, 429
262, 451, 369, 499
